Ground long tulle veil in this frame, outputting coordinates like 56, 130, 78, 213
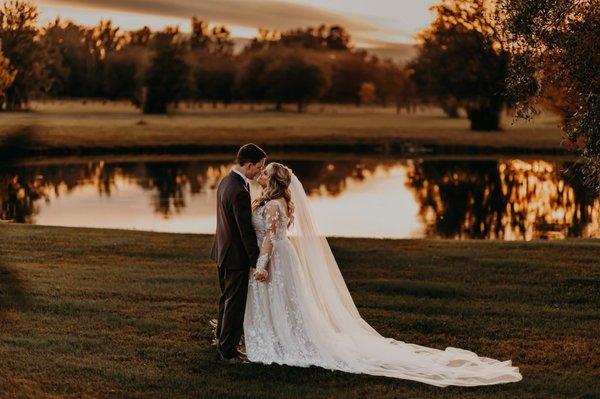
285, 173, 522, 387
288, 174, 377, 334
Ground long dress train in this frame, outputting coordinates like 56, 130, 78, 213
243, 179, 522, 387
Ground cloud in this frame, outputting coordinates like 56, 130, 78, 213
37, 0, 411, 45
39, 0, 377, 31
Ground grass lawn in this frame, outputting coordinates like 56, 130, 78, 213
1, 224, 598, 398
0, 101, 566, 156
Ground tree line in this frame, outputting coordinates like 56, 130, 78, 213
0, 1, 417, 115
0, 0, 517, 131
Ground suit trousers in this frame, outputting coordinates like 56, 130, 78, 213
216, 267, 249, 359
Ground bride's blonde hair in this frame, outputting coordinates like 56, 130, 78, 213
253, 162, 294, 226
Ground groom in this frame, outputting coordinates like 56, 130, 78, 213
210, 143, 267, 362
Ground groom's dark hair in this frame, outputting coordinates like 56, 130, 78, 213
237, 143, 267, 165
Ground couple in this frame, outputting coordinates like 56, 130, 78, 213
210, 144, 522, 387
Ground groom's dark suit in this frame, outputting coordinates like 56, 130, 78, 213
211, 170, 259, 359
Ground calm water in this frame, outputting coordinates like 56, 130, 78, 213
2, 155, 599, 240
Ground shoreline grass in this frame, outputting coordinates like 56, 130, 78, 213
1, 224, 598, 398
0, 101, 567, 157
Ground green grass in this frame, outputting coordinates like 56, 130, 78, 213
0, 101, 565, 156
1, 224, 598, 398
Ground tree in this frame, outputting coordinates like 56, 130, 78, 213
86, 20, 122, 58
127, 26, 151, 46
188, 18, 236, 107
83, 20, 124, 97
192, 55, 235, 107
41, 19, 125, 99
235, 51, 272, 103
0, 0, 47, 110
324, 52, 373, 105
263, 53, 325, 112
371, 60, 398, 107
369, 61, 418, 113
41, 19, 93, 97
246, 24, 351, 52
142, 27, 190, 114
0, 50, 16, 102
324, 25, 351, 50
392, 67, 418, 114
410, 0, 510, 130
190, 17, 233, 55
358, 82, 376, 105
103, 45, 148, 102
498, 0, 600, 190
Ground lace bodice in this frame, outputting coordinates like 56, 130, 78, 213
252, 199, 289, 245
251, 199, 289, 273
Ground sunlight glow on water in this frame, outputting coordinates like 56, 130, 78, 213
32, 164, 424, 238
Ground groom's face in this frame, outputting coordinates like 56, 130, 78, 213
247, 158, 266, 179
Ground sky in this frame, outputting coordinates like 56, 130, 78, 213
33, 0, 437, 47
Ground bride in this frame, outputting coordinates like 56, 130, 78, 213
243, 162, 522, 387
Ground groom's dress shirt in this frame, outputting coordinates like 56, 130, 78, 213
232, 168, 251, 191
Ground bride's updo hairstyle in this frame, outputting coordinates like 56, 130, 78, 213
253, 162, 294, 226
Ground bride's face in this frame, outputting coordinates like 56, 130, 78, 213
256, 165, 271, 187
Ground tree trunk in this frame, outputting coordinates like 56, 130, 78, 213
441, 98, 459, 118
143, 97, 167, 114
275, 101, 282, 112
4, 90, 22, 111
442, 104, 459, 118
467, 102, 502, 131
297, 99, 304, 113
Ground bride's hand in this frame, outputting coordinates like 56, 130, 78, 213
254, 270, 269, 282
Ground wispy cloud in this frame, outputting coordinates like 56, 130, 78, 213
36, 0, 421, 45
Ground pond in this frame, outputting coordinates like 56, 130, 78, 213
1, 155, 599, 240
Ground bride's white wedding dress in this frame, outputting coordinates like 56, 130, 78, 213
243, 175, 522, 387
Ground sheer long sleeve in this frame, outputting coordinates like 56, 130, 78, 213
255, 201, 283, 274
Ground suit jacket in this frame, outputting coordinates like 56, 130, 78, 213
210, 171, 260, 270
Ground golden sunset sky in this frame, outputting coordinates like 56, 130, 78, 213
33, 0, 437, 47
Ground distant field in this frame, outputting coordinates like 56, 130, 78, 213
0, 100, 566, 156
1, 224, 598, 398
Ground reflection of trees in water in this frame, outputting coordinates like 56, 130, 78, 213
561, 163, 599, 237
0, 161, 231, 222
405, 159, 600, 239
140, 162, 231, 217
284, 159, 397, 196
141, 163, 188, 217
3, 157, 599, 239
1, 162, 128, 222
0, 158, 381, 222
0, 171, 48, 223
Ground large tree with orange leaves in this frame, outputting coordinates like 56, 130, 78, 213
410, 0, 510, 131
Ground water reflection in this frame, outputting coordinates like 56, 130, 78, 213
1, 156, 598, 239
406, 159, 600, 240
